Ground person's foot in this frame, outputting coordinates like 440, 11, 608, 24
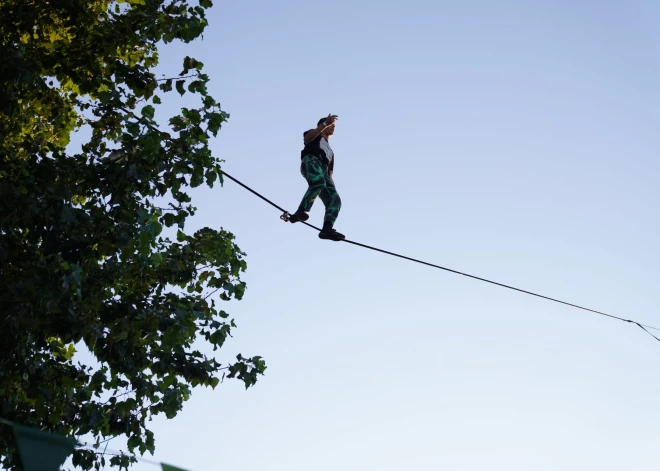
288, 210, 309, 223
318, 228, 345, 241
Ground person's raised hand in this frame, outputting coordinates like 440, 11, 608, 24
325, 114, 338, 126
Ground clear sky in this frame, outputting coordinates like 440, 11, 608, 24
105, 1, 660, 470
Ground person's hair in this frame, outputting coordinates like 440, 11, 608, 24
317, 117, 328, 127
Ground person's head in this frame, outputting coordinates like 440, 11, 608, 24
318, 117, 335, 137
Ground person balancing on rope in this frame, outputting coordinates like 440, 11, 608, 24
287, 113, 345, 241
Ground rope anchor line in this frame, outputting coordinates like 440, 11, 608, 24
219, 170, 660, 345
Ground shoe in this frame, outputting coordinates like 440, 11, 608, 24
318, 228, 345, 241
288, 210, 309, 223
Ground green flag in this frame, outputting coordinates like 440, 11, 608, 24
13, 424, 77, 471
162, 464, 190, 471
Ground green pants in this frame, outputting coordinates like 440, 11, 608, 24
297, 154, 341, 228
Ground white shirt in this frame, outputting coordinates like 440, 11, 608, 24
319, 137, 334, 165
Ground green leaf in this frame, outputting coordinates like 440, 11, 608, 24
176, 80, 186, 96
141, 105, 155, 119
151, 220, 163, 236
206, 170, 217, 186
145, 430, 155, 455
207, 111, 226, 136
126, 434, 141, 452
163, 213, 176, 226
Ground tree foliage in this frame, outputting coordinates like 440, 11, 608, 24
0, 1, 265, 469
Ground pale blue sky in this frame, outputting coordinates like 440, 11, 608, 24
104, 1, 660, 470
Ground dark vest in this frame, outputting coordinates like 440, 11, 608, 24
301, 132, 335, 173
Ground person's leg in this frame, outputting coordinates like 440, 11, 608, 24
318, 174, 341, 229
318, 174, 344, 241
289, 155, 326, 223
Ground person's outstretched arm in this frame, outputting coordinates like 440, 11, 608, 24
304, 114, 337, 145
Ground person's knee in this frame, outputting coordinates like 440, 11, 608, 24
309, 182, 326, 194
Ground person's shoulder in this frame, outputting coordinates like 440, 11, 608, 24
303, 129, 314, 136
